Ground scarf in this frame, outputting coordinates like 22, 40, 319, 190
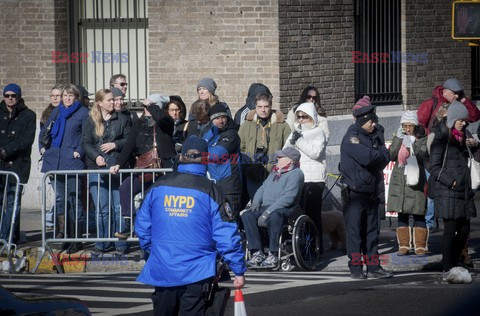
452, 128, 464, 143
272, 161, 300, 182
50, 101, 82, 148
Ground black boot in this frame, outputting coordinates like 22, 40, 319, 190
66, 220, 84, 254
114, 218, 131, 240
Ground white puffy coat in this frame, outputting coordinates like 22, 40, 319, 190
284, 102, 328, 183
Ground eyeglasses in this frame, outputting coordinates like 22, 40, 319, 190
117, 82, 128, 87
297, 115, 310, 120
306, 95, 318, 101
4, 94, 17, 99
50, 94, 61, 98
169, 108, 181, 112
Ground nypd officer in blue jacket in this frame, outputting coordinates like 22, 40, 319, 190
340, 103, 393, 280
135, 136, 246, 315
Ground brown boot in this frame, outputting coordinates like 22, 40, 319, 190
460, 245, 473, 268
56, 215, 65, 239
413, 227, 428, 256
396, 227, 411, 256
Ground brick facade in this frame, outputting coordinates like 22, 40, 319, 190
279, 0, 355, 115
403, 0, 472, 109
0, 0, 68, 116
148, 0, 280, 113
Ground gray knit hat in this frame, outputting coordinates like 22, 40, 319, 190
443, 78, 464, 93
446, 101, 468, 128
400, 110, 418, 126
197, 78, 217, 94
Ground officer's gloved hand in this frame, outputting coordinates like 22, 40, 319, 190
290, 130, 302, 145
0, 148, 6, 160
257, 209, 272, 227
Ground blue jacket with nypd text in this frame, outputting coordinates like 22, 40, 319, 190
201, 119, 243, 195
135, 163, 246, 287
340, 122, 390, 194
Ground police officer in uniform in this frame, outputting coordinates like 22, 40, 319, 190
340, 103, 393, 280
135, 136, 246, 315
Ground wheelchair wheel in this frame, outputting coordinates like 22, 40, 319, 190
292, 215, 320, 271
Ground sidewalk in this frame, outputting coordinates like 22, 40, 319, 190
1, 207, 479, 274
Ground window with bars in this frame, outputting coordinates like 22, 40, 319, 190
68, 0, 148, 103
354, 0, 402, 105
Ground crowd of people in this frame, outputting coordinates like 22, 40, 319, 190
0, 76, 478, 286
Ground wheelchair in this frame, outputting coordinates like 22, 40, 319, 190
243, 208, 321, 272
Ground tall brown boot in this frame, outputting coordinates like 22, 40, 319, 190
413, 227, 428, 256
396, 227, 411, 256
56, 215, 65, 239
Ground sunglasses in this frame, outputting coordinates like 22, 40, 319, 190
4, 94, 17, 99
118, 82, 128, 87
306, 95, 318, 101
297, 115, 310, 120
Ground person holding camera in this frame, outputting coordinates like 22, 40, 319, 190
283, 102, 328, 252
239, 93, 291, 200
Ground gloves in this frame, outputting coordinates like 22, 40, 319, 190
257, 209, 272, 227
290, 130, 302, 145
398, 144, 410, 166
0, 148, 6, 160
396, 126, 405, 138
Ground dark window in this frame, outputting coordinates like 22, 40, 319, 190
472, 47, 480, 100
68, 0, 148, 104
354, 0, 402, 105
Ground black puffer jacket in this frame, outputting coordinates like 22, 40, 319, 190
81, 112, 131, 169
0, 100, 36, 183
429, 123, 476, 220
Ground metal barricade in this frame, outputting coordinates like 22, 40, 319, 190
32, 168, 173, 274
0, 171, 22, 274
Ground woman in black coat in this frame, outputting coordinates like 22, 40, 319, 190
109, 99, 176, 238
429, 101, 477, 277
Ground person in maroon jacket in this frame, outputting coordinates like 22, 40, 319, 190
417, 78, 480, 134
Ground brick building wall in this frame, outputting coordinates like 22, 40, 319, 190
403, 0, 472, 109
278, 0, 355, 115
148, 0, 280, 114
0, 0, 68, 115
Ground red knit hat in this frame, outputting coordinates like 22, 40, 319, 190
353, 96, 371, 111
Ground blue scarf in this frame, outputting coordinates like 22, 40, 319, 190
50, 101, 82, 148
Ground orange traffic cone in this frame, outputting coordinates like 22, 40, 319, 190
234, 289, 247, 316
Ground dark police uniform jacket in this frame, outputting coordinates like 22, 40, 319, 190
340, 123, 390, 194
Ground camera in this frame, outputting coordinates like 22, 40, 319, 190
254, 146, 268, 164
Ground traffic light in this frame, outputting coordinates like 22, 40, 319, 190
452, 1, 480, 40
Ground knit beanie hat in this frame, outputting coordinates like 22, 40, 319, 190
3, 83, 21, 98
352, 95, 371, 112
197, 78, 217, 94
111, 87, 124, 98
400, 110, 418, 126
443, 78, 464, 93
446, 101, 469, 128
182, 135, 208, 155
208, 103, 228, 121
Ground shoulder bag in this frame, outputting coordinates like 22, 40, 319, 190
39, 110, 60, 150
134, 126, 162, 183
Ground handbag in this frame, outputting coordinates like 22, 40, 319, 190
39, 110, 60, 150
134, 126, 161, 183
405, 143, 419, 187
467, 146, 480, 190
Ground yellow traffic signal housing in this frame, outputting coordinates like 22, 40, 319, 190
452, 1, 480, 40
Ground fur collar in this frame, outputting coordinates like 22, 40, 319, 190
245, 109, 285, 124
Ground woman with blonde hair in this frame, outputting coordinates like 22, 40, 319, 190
82, 89, 131, 254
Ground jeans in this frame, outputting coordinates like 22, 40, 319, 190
424, 170, 435, 228
52, 175, 85, 237
89, 173, 127, 251
241, 207, 292, 253
0, 181, 22, 244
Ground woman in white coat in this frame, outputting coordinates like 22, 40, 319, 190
284, 102, 328, 252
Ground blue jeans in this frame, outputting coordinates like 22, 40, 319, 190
89, 174, 126, 251
0, 181, 22, 244
52, 175, 85, 237
424, 170, 435, 229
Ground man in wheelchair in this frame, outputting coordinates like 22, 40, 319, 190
241, 147, 304, 268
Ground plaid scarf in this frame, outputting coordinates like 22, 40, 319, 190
272, 161, 300, 182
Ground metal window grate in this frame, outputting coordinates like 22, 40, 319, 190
354, 0, 402, 105
472, 46, 480, 100
68, 0, 149, 104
